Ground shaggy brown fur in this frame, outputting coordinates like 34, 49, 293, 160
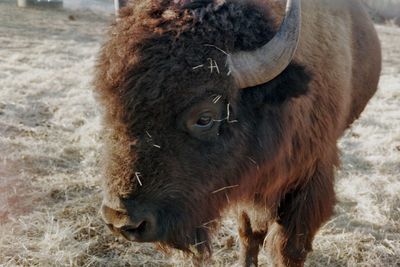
94, 0, 381, 266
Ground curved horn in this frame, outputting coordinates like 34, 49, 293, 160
227, 0, 301, 89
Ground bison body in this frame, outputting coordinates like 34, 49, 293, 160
96, 0, 381, 266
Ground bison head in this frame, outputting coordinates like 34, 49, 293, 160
95, 0, 306, 255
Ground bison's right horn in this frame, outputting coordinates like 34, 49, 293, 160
227, 0, 301, 89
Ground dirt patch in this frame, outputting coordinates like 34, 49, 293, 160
0, 160, 38, 223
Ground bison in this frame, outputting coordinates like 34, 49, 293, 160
95, 0, 381, 266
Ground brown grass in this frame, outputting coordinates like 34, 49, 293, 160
0, 1, 399, 266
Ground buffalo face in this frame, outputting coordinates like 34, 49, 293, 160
100, 63, 245, 252
96, 0, 304, 254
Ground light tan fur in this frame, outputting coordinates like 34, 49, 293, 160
238, 0, 381, 266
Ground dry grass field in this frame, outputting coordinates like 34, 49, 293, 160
362, 0, 400, 19
0, 1, 399, 266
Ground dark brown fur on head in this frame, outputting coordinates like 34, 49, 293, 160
95, 0, 310, 254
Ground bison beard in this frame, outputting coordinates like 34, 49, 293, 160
95, 0, 381, 266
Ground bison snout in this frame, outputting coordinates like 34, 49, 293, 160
101, 203, 157, 242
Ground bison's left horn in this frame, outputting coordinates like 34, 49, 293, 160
227, 0, 301, 89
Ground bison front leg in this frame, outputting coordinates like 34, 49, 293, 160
273, 167, 335, 266
237, 208, 268, 267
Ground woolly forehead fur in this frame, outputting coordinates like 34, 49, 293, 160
94, 0, 280, 114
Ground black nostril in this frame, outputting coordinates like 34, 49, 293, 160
119, 221, 148, 240
122, 221, 146, 234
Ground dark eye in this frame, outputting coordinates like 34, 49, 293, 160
196, 115, 213, 127
181, 102, 223, 141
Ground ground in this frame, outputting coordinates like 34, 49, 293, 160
0, 1, 399, 266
